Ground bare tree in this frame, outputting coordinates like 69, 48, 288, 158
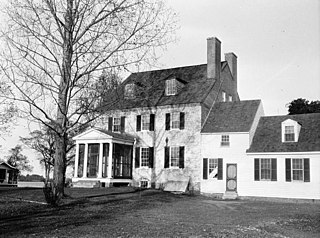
0, 0, 177, 202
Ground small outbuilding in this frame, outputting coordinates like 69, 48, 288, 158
0, 162, 19, 186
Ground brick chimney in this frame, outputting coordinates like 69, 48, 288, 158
225, 52, 237, 89
207, 37, 221, 80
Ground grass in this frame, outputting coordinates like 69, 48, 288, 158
0, 187, 319, 237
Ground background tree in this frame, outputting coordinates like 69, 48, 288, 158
0, 0, 177, 202
288, 98, 320, 115
5, 145, 32, 173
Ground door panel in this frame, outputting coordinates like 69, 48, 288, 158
226, 164, 237, 191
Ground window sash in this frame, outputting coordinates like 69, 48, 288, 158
222, 91, 226, 102
292, 159, 303, 181
208, 158, 218, 178
113, 118, 120, 132
141, 115, 150, 131
170, 147, 179, 167
166, 79, 177, 95
171, 112, 180, 129
260, 159, 271, 180
221, 135, 230, 146
284, 126, 295, 142
124, 84, 135, 98
140, 148, 149, 167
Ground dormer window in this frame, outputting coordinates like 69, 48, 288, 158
124, 83, 135, 99
166, 79, 177, 95
281, 119, 301, 143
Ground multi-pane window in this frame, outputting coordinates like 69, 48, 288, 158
221, 135, 230, 146
285, 126, 295, 142
171, 112, 180, 129
113, 117, 121, 132
140, 180, 148, 188
208, 158, 218, 178
140, 148, 149, 167
141, 115, 150, 131
124, 83, 135, 98
292, 159, 303, 181
260, 159, 271, 180
170, 147, 180, 167
166, 79, 177, 95
222, 91, 226, 102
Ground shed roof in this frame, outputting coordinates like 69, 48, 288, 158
201, 100, 262, 133
247, 113, 320, 153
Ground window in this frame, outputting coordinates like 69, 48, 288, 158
124, 83, 135, 98
285, 126, 295, 142
164, 146, 184, 169
222, 91, 226, 102
228, 95, 232, 102
286, 158, 309, 182
140, 147, 149, 167
254, 158, 277, 181
203, 158, 223, 180
170, 146, 180, 167
136, 114, 155, 131
140, 180, 148, 188
221, 135, 230, 146
141, 115, 150, 131
77, 144, 85, 177
113, 117, 121, 132
165, 112, 185, 130
166, 79, 177, 95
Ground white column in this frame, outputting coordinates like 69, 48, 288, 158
107, 142, 113, 178
74, 143, 79, 178
83, 143, 88, 178
98, 143, 103, 178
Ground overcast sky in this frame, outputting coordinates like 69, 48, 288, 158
1, 0, 319, 175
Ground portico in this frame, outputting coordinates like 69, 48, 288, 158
72, 128, 135, 187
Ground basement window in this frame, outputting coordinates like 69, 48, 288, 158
140, 180, 148, 188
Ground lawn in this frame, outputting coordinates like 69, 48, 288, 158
0, 187, 319, 238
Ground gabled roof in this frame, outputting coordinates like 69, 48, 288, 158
0, 162, 19, 170
201, 100, 262, 133
102, 62, 233, 111
247, 113, 320, 153
73, 127, 135, 142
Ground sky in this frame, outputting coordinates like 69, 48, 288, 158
1, 0, 319, 175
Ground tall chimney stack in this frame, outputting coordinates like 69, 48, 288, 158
207, 37, 221, 80
225, 52, 237, 89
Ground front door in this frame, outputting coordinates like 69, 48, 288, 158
226, 164, 237, 192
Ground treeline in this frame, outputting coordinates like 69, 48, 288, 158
19, 174, 45, 182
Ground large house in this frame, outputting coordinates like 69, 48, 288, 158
72, 37, 320, 200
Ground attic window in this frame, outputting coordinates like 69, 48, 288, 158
166, 79, 177, 95
124, 83, 135, 98
281, 119, 301, 143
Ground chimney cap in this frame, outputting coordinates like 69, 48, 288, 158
225, 52, 238, 58
207, 37, 221, 43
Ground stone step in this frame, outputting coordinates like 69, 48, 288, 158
222, 191, 238, 200
73, 181, 100, 188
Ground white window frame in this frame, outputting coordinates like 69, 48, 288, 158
222, 91, 226, 102
228, 95, 232, 102
221, 135, 230, 147
208, 158, 218, 179
141, 114, 150, 131
170, 146, 180, 168
140, 180, 149, 188
166, 79, 177, 96
171, 112, 180, 129
260, 158, 271, 181
124, 83, 135, 98
284, 126, 295, 142
281, 119, 301, 143
292, 158, 304, 181
113, 117, 121, 132
140, 147, 149, 167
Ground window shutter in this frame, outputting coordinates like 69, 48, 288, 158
120, 116, 125, 132
108, 117, 113, 131
179, 146, 185, 169
165, 113, 170, 130
218, 158, 223, 180
285, 158, 291, 182
136, 115, 141, 131
203, 158, 208, 180
149, 114, 155, 131
271, 158, 277, 181
135, 147, 140, 168
254, 158, 260, 181
304, 158, 310, 182
149, 147, 154, 168
164, 146, 169, 168
179, 112, 185, 130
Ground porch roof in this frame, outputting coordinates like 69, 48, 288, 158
0, 162, 19, 171
73, 127, 135, 143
